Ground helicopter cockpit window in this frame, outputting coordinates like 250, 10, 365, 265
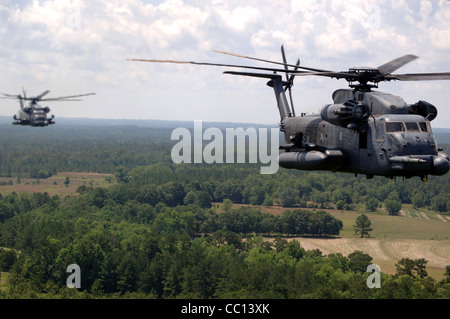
405, 122, 420, 132
419, 122, 430, 133
386, 122, 405, 133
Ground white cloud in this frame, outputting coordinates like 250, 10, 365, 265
216, 6, 261, 32
0, 0, 449, 127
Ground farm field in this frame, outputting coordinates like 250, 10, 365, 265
0, 172, 114, 197
315, 208, 450, 279
227, 203, 450, 280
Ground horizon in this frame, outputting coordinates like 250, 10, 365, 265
1, 115, 450, 131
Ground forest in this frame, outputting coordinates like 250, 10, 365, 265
0, 120, 450, 299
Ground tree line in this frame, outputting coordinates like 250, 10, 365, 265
114, 162, 450, 214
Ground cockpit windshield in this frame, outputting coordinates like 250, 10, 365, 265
386, 122, 405, 132
386, 121, 430, 133
32, 111, 46, 120
418, 122, 429, 132
405, 122, 420, 132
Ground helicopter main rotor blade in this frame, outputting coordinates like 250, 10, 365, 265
0, 94, 22, 99
212, 49, 330, 73
41, 93, 96, 101
128, 58, 313, 74
44, 99, 84, 102
387, 72, 450, 81
36, 90, 50, 100
224, 71, 282, 79
378, 54, 418, 75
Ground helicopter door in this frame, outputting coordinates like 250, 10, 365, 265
359, 132, 368, 149
358, 131, 368, 172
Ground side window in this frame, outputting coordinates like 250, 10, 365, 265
376, 121, 385, 140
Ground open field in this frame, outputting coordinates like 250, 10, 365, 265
220, 203, 450, 280
0, 172, 114, 197
295, 237, 450, 279
309, 208, 450, 279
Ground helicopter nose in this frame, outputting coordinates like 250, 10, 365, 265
433, 155, 450, 176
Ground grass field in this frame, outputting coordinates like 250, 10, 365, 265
222, 203, 450, 280
0, 172, 114, 197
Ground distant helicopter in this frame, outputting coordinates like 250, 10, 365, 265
1, 89, 95, 127
129, 47, 450, 181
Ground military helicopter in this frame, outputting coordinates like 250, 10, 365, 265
129, 47, 450, 181
1, 89, 95, 127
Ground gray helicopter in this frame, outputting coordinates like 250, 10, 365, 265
2, 89, 95, 127
129, 47, 450, 181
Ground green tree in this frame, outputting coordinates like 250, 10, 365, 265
195, 191, 212, 208
279, 188, 297, 207
115, 166, 130, 184
353, 214, 373, 238
311, 189, 328, 209
0, 200, 13, 222
284, 240, 305, 260
365, 197, 378, 212
0, 248, 17, 272
414, 258, 429, 279
135, 184, 160, 205
64, 176, 70, 186
385, 199, 402, 215
395, 258, 428, 278
158, 182, 186, 207
412, 193, 425, 209
183, 191, 196, 205
442, 265, 450, 284
336, 200, 347, 210
222, 198, 233, 212
431, 194, 447, 212
272, 237, 288, 252
348, 250, 373, 273
262, 194, 273, 207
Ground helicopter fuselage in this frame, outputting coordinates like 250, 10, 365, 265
4, 90, 94, 127
279, 89, 449, 180
13, 103, 55, 127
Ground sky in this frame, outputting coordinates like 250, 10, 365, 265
0, 0, 450, 128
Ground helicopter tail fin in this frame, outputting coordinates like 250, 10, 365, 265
223, 71, 293, 123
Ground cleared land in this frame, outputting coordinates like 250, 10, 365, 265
0, 172, 114, 197
226, 203, 450, 280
